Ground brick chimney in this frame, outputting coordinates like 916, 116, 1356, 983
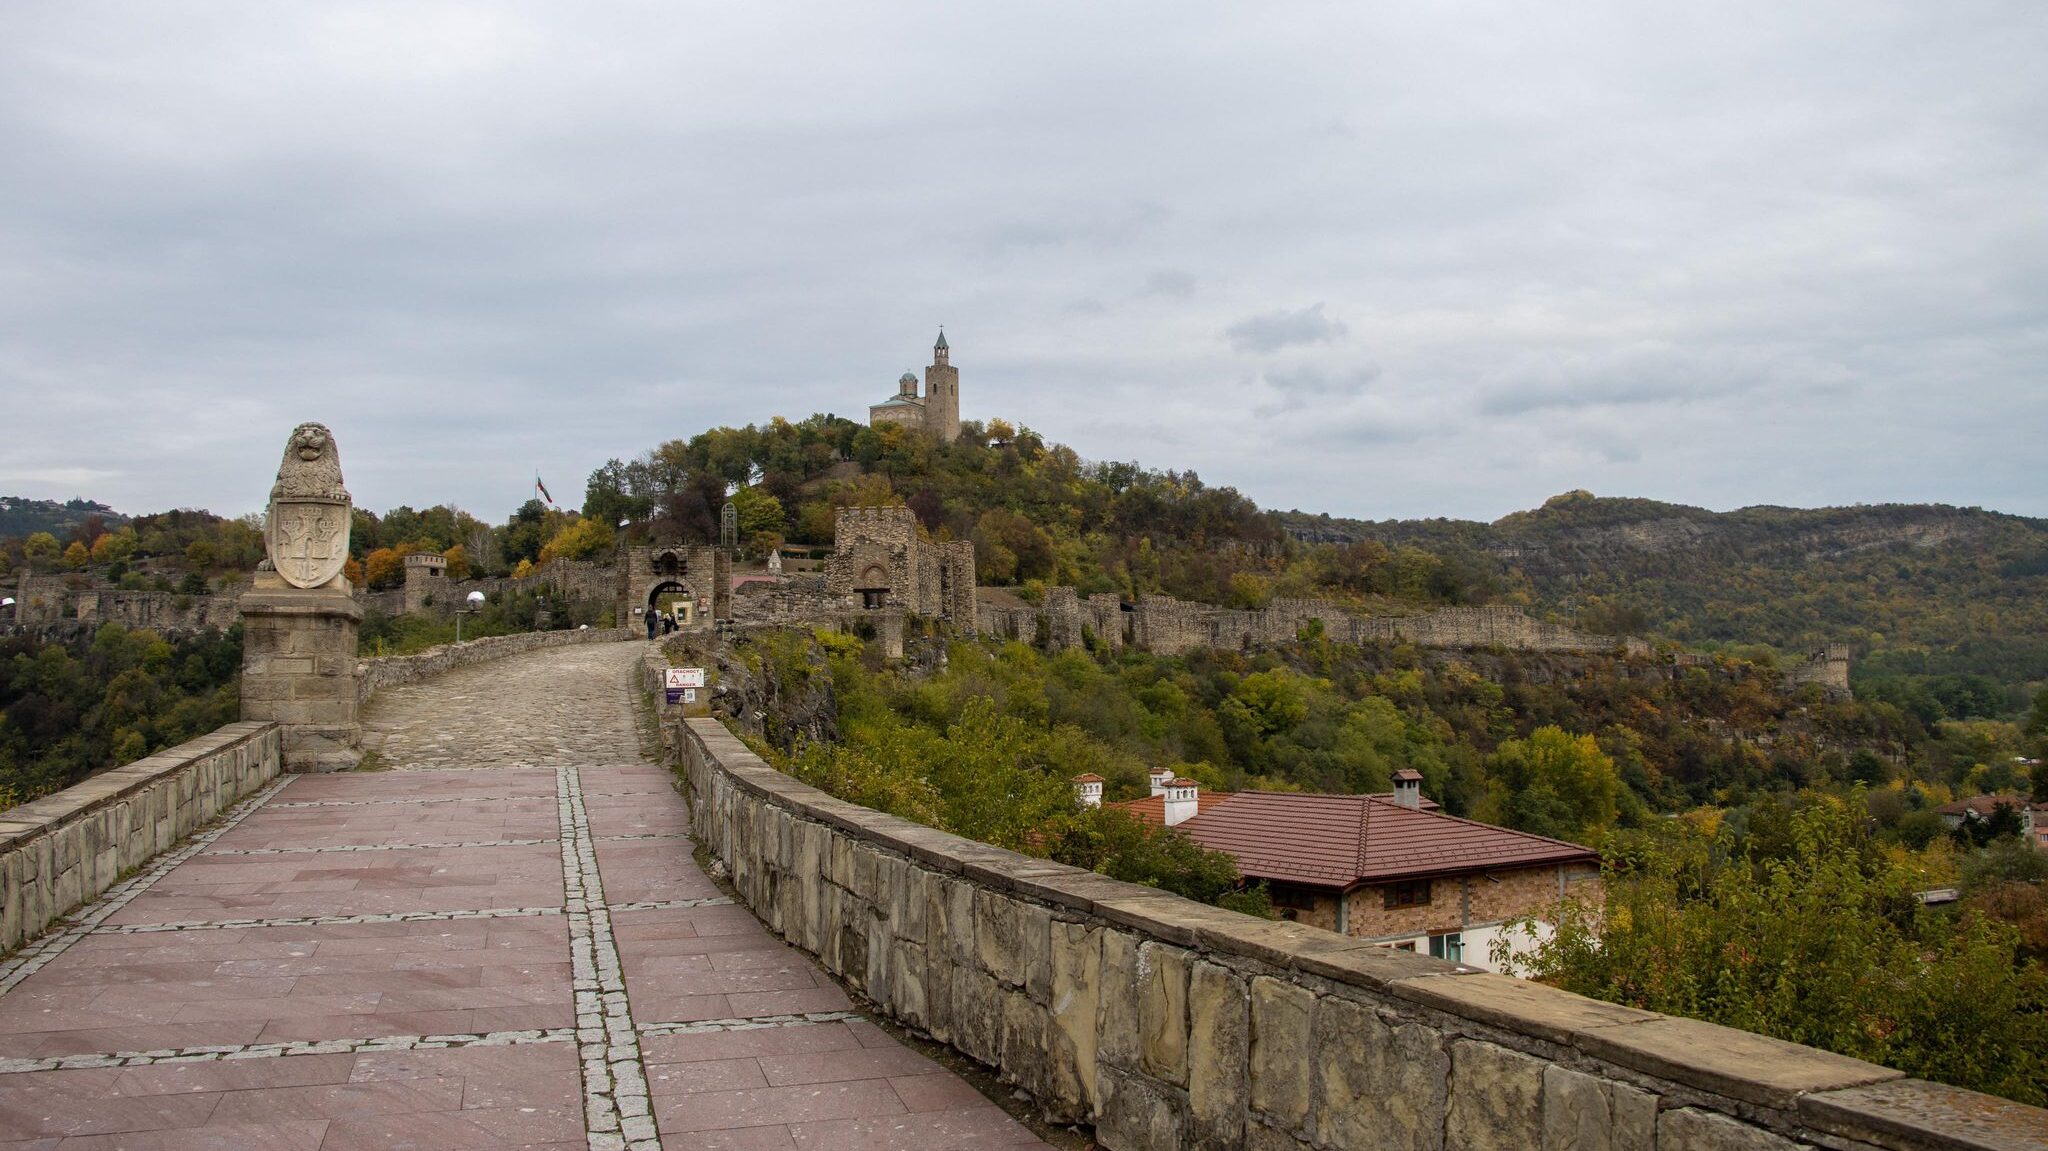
1148, 767, 1174, 797
1392, 769, 1423, 810
1071, 773, 1104, 808
1163, 778, 1200, 827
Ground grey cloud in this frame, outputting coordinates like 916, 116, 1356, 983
1225, 304, 1349, 354
0, 4, 2044, 524
1139, 270, 1197, 298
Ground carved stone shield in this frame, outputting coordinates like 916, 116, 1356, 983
266, 499, 350, 589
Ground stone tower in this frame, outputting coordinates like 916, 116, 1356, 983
923, 329, 960, 442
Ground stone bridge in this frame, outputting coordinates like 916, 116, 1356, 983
2, 636, 2045, 1149
0, 639, 1054, 1149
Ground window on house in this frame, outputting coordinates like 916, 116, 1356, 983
1384, 879, 1431, 909
1428, 932, 1463, 962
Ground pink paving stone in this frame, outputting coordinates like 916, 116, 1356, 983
662, 1126, 800, 1150
788, 1107, 1045, 1150
655, 1079, 908, 1133
646, 1055, 773, 1094
758, 1045, 942, 1087
890, 1071, 1005, 1113
47, 1119, 329, 1151
641, 1022, 869, 1065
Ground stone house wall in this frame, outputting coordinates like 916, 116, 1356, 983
1344, 865, 1602, 942
0, 721, 280, 953
663, 695, 2044, 1150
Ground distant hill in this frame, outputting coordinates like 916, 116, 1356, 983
0, 496, 125, 542
1280, 492, 2048, 687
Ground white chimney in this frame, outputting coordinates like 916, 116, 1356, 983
1072, 774, 1104, 808
1392, 769, 1423, 810
1163, 779, 1200, 827
1148, 767, 1174, 797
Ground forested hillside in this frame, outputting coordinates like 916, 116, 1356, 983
1282, 491, 2048, 695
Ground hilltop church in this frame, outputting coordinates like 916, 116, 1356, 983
868, 330, 961, 442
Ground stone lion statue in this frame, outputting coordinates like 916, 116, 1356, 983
269, 422, 350, 503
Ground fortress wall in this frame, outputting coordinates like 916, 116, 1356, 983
356, 626, 635, 709
1085, 593, 1126, 651
1786, 645, 1853, 696
0, 722, 279, 953
1133, 594, 1212, 656
667, 704, 2038, 1151
72, 589, 242, 632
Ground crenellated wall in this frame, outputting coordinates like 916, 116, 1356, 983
662, 699, 2048, 1151
0, 722, 280, 953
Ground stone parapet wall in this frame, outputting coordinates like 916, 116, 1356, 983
357, 627, 635, 708
668, 712, 2048, 1151
0, 722, 279, 951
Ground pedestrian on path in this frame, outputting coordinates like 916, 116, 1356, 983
643, 607, 657, 641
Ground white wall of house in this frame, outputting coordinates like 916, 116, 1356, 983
1370, 917, 1557, 975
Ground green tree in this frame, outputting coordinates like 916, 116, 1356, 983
23, 532, 60, 565
731, 485, 786, 541
1484, 726, 1619, 843
1509, 801, 2048, 1105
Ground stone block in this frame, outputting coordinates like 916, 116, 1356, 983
1577, 1014, 1898, 1110
1798, 1076, 2048, 1151
975, 888, 1026, 987
1188, 960, 1249, 1149
1098, 1066, 1186, 1151
1311, 994, 1448, 1151
930, 876, 976, 966
888, 941, 929, 1032
1445, 1039, 1544, 1151
1657, 1108, 1799, 1150
952, 964, 1005, 1067
1249, 976, 1315, 1128
1546, 1066, 1656, 1151
1098, 930, 1144, 1071
1049, 920, 1103, 1118
1138, 941, 1191, 1086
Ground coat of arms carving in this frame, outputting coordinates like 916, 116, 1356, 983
262, 422, 353, 590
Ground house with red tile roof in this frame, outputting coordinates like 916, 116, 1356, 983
1937, 794, 2048, 850
1094, 768, 1600, 971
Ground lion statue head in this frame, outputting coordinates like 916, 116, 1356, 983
269, 421, 350, 503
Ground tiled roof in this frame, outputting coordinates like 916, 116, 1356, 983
1116, 790, 1593, 889
1938, 794, 2046, 817
1071, 773, 1105, 783
1113, 791, 1234, 825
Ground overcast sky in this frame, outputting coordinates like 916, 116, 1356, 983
2, 2, 2044, 525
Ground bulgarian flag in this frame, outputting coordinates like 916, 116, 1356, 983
535, 474, 555, 506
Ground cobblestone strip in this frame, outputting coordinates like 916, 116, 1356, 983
606, 897, 732, 913
0, 777, 294, 998
635, 1011, 865, 1038
94, 906, 566, 935
0, 1027, 579, 1075
203, 837, 558, 855
557, 767, 659, 1151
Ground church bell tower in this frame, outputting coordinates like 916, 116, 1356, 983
923, 329, 960, 442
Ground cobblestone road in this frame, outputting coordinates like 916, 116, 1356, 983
0, 640, 1048, 1149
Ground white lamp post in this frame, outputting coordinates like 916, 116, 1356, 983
457, 590, 486, 643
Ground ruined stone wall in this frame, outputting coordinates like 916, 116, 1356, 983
668, 706, 2047, 1151
1133, 594, 1213, 656
1786, 645, 1852, 696
0, 722, 279, 952
727, 576, 840, 629
9, 573, 72, 624
942, 540, 978, 629
356, 627, 635, 709
1085, 593, 1126, 651
71, 589, 243, 632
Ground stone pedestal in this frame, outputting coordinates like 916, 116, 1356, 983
239, 577, 363, 772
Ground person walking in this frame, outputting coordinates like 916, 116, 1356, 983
644, 607, 657, 641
